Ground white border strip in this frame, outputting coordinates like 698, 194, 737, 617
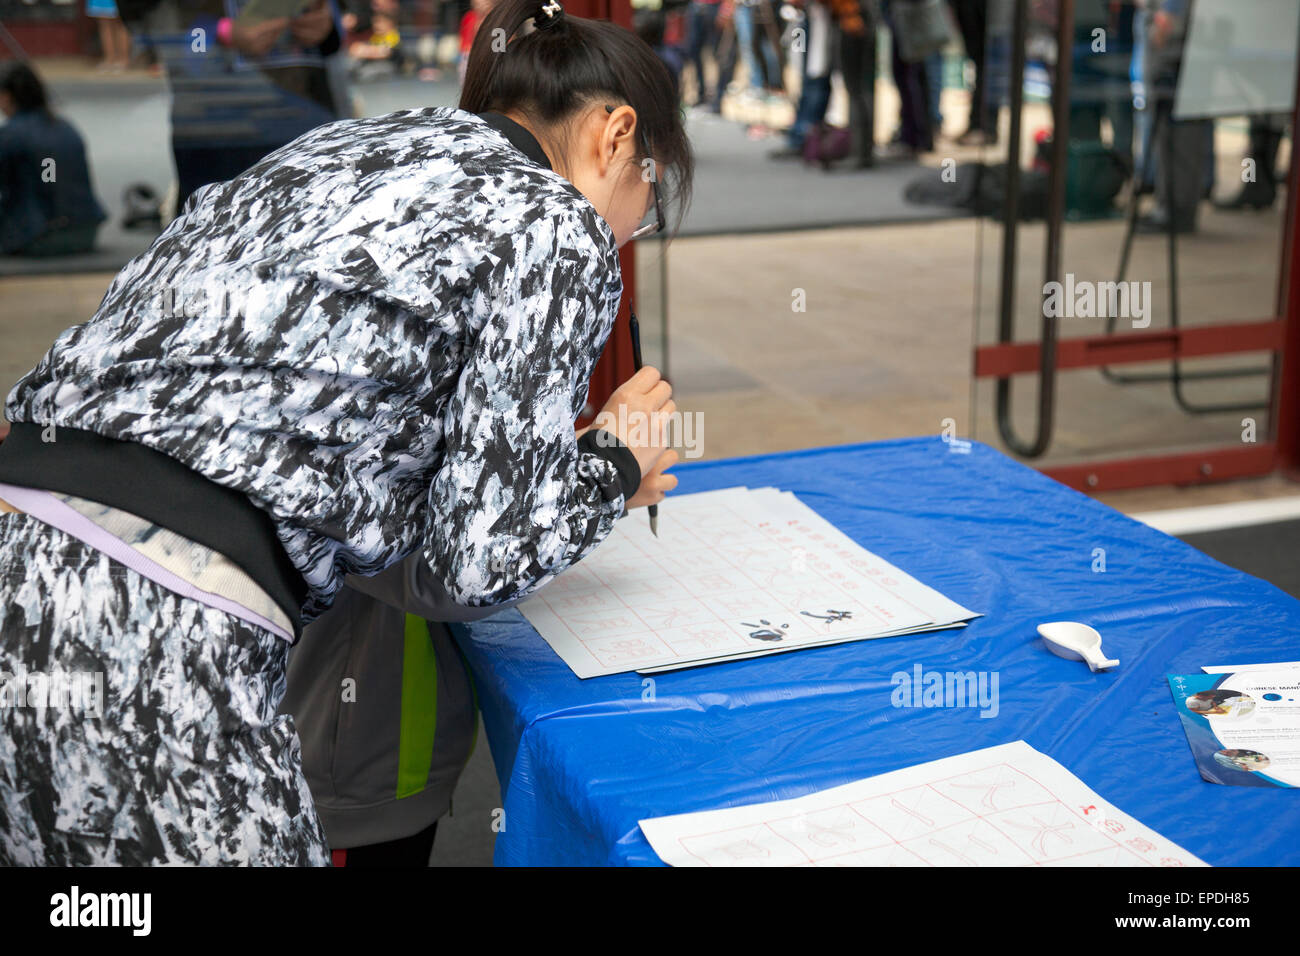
1130, 496, 1300, 536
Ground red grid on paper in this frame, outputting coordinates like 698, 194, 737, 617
534, 495, 939, 670
670, 761, 1192, 868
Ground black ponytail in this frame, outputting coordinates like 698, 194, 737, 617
459, 0, 693, 236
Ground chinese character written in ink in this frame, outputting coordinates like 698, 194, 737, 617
801, 609, 853, 624
741, 619, 789, 642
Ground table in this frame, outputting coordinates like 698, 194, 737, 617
451, 437, 1300, 866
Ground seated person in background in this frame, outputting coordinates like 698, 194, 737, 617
348, 0, 406, 77
0, 63, 107, 257
118, 0, 347, 212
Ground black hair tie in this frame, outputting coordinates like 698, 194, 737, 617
535, 0, 565, 30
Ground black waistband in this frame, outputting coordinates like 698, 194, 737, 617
0, 422, 306, 640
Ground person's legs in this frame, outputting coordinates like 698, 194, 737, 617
1132, 7, 1156, 190
784, 5, 833, 150
111, 18, 133, 69
839, 19, 877, 166
949, 0, 988, 135
0, 512, 329, 865
887, 14, 931, 152
685, 3, 719, 105
1144, 102, 1208, 232
785, 76, 832, 150
1107, 76, 1135, 169
95, 19, 115, 69
733, 2, 764, 92
924, 50, 943, 136
336, 819, 439, 867
684, 4, 705, 102
915, 60, 933, 151
711, 19, 738, 111
1216, 117, 1281, 210
755, 0, 784, 93
805, 74, 832, 126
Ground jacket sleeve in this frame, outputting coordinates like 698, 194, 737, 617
343, 557, 520, 622
422, 210, 630, 607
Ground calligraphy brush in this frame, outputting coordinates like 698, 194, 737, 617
628, 308, 658, 537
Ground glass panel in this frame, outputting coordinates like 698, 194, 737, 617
970, 0, 1292, 466
635, 236, 670, 379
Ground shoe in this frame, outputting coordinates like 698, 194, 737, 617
956, 128, 995, 147
1214, 182, 1276, 211
768, 146, 803, 160
1135, 210, 1196, 234
121, 183, 162, 231
878, 143, 917, 161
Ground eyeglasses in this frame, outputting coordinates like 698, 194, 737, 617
631, 177, 664, 240
606, 104, 664, 240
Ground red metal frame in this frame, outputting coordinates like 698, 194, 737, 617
572, 0, 640, 426
970, 59, 1300, 494
974, 320, 1285, 378
1276, 99, 1300, 482
1041, 445, 1277, 492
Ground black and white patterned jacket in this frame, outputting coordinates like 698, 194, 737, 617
3, 107, 635, 625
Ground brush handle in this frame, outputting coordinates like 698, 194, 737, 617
628, 310, 658, 531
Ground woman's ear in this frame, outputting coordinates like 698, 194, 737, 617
599, 104, 638, 176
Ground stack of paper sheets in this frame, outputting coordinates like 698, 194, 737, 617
517, 486, 980, 679
638, 741, 1207, 867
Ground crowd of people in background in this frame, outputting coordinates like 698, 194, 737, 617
32, 0, 1004, 166
0, 0, 1293, 257
35, 0, 498, 83
629, 0, 1006, 167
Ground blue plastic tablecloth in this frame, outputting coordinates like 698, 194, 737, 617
451, 437, 1300, 866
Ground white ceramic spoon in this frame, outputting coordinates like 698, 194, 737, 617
1037, 621, 1120, 672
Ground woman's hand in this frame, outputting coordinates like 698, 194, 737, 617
591, 366, 676, 477
291, 0, 335, 48
231, 16, 291, 57
626, 448, 679, 509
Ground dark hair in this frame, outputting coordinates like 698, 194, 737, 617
0, 61, 50, 114
459, 0, 693, 236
